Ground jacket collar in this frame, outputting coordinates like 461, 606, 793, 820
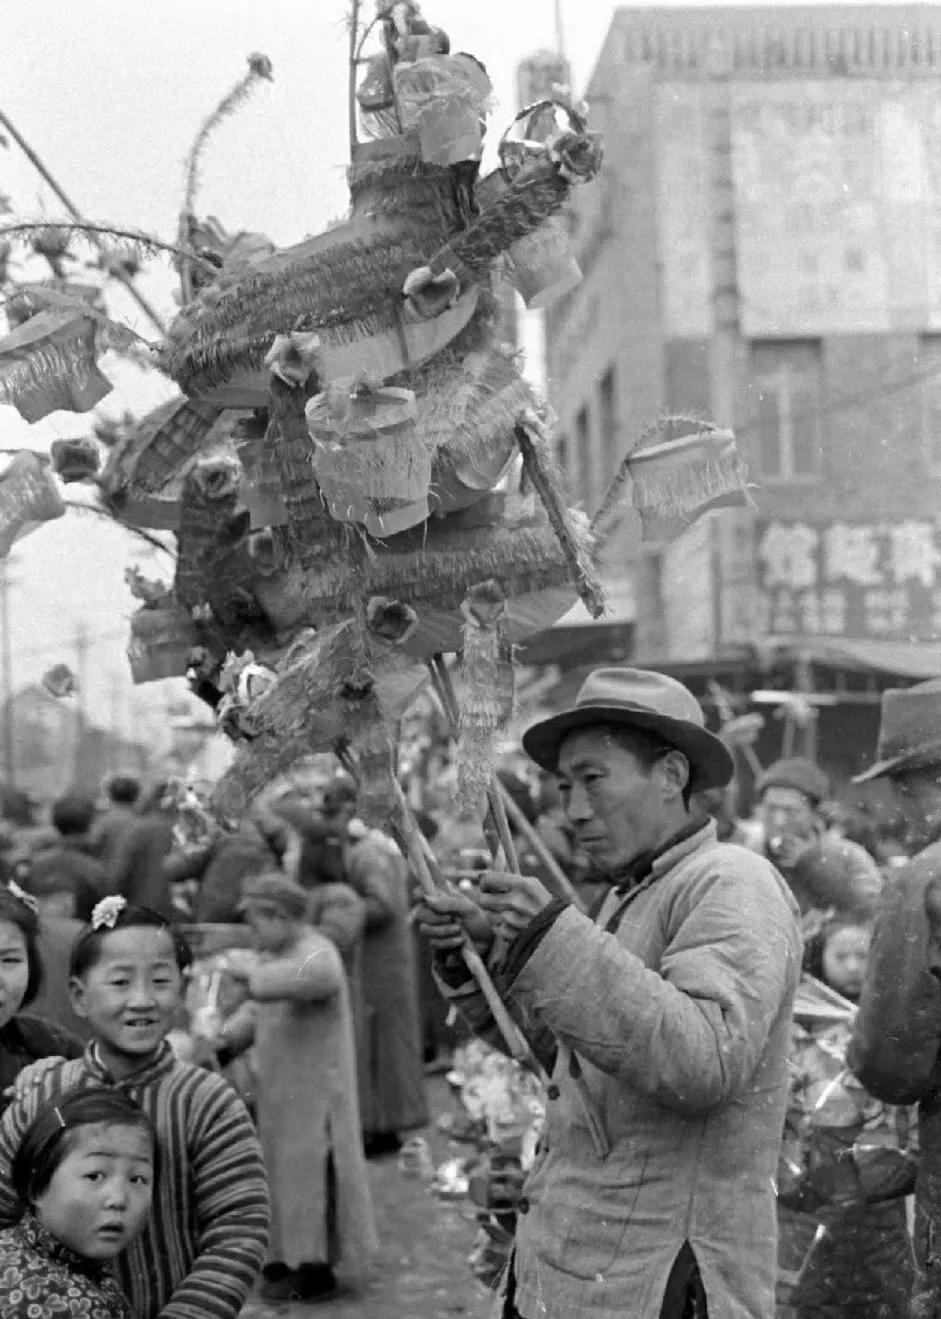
84, 1037, 176, 1089
19, 1212, 109, 1279
611, 818, 715, 893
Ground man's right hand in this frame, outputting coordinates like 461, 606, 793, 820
414, 887, 494, 958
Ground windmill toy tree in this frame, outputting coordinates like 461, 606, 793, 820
0, 0, 752, 1058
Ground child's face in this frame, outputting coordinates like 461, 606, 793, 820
33, 1121, 153, 1260
70, 927, 183, 1077
822, 925, 872, 1001
0, 919, 30, 1030
243, 904, 294, 952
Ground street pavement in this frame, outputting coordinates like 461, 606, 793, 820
242, 1078, 493, 1318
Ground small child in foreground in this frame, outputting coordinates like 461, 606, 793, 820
0, 1087, 156, 1318
0, 897, 269, 1319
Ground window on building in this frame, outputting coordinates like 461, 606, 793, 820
748, 341, 823, 480
575, 404, 591, 502
598, 366, 618, 477
920, 335, 941, 471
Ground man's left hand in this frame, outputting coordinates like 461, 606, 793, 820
477, 870, 554, 940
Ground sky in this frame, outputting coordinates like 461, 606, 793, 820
0, 0, 916, 735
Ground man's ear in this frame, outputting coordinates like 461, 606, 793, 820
658, 750, 691, 800
69, 976, 90, 1020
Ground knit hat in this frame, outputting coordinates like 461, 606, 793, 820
756, 757, 829, 805
237, 872, 309, 919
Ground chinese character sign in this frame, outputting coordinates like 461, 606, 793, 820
756, 520, 941, 640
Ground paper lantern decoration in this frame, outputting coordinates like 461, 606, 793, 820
42, 663, 77, 698
0, 309, 112, 423
307, 383, 432, 534
506, 214, 582, 310
626, 423, 751, 542
0, 452, 66, 558
50, 437, 100, 483
127, 604, 198, 684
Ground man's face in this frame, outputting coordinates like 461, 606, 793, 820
760, 786, 817, 843
555, 727, 671, 874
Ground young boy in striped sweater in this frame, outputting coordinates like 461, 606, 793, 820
0, 900, 269, 1319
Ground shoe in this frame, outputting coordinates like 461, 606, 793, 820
259, 1264, 302, 1302
295, 1263, 338, 1302
364, 1131, 402, 1159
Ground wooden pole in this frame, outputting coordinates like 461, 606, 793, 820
0, 107, 166, 336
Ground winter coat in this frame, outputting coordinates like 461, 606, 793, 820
769, 836, 882, 921
848, 837, 941, 1319
165, 830, 276, 923
344, 832, 428, 1136
29, 837, 112, 922
109, 814, 175, 918
0, 1214, 130, 1318
440, 820, 802, 1319
0, 1014, 83, 1111
306, 881, 369, 1115
244, 927, 376, 1268
88, 805, 138, 869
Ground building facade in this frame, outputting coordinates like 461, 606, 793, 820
546, 6, 941, 664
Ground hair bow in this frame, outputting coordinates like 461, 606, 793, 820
91, 896, 127, 930
6, 881, 38, 914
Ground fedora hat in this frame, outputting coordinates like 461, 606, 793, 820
522, 667, 734, 792
853, 678, 941, 783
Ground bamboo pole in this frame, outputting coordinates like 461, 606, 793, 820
0, 107, 166, 335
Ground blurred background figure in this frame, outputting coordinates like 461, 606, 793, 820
321, 776, 427, 1158
29, 793, 111, 923
108, 780, 175, 918
88, 774, 140, 868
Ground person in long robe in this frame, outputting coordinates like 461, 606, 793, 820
223, 872, 376, 1303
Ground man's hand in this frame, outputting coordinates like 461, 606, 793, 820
414, 887, 494, 957
477, 870, 554, 940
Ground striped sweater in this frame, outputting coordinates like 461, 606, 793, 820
0, 1041, 270, 1319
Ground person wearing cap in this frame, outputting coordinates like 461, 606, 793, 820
754, 757, 882, 927
218, 872, 376, 1302
848, 678, 941, 1319
417, 667, 802, 1319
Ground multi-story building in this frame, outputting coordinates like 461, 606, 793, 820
547, 5, 941, 681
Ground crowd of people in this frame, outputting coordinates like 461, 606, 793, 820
0, 669, 937, 1315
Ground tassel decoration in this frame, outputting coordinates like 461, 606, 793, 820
625, 422, 751, 542
0, 452, 66, 558
307, 381, 432, 532
0, 309, 112, 423
456, 579, 515, 818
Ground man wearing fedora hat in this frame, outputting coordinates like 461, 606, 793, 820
418, 667, 802, 1319
848, 678, 941, 1319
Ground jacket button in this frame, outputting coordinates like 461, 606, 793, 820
518, 1196, 530, 1214
546, 1084, 560, 1100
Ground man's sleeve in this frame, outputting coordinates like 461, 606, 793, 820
506, 860, 801, 1114
849, 868, 941, 1104
158, 1077, 269, 1319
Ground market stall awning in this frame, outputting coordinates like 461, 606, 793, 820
768, 637, 941, 681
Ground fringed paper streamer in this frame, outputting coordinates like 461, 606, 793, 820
0, 452, 66, 558
129, 398, 220, 493
127, 603, 197, 685
506, 214, 581, 310
307, 382, 432, 532
50, 437, 100, 483
266, 376, 337, 552
393, 54, 491, 165
42, 663, 77, 698
626, 423, 751, 542
345, 711, 400, 830
0, 310, 112, 423
514, 413, 606, 618
457, 580, 515, 819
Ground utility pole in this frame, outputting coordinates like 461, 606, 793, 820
0, 563, 14, 789
72, 621, 90, 780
